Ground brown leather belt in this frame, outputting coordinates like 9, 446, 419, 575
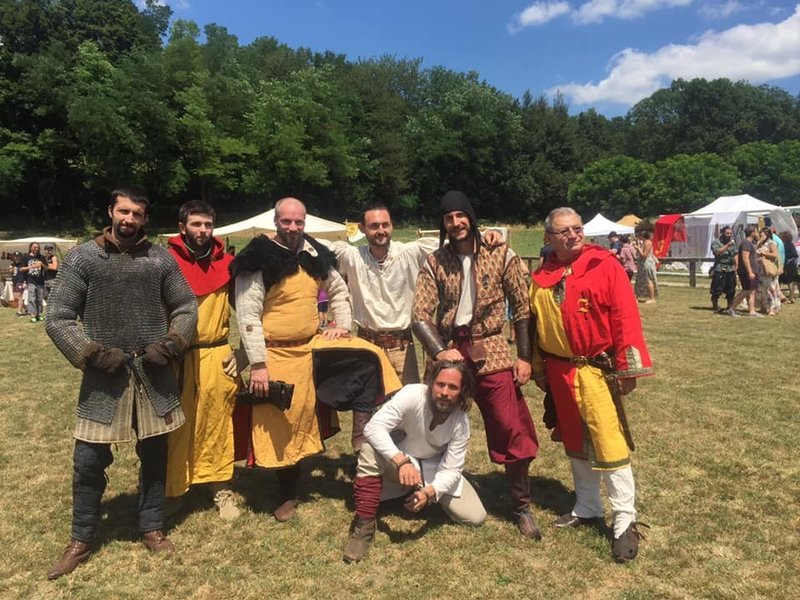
265, 336, 314, 348
540, 349, 613, 371
451, 325, 497, 341
357, 327, 413, 350
189, 338, 228, 350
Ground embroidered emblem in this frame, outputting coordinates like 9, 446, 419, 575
578, 298, 590, 313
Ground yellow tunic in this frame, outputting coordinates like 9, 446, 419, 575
251, 269, 401, 468
166, 288, 239, 497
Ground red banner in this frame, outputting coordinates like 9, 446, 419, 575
653, 214, 685, 258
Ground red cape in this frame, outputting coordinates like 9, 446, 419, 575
532, 244, 614, 288
167, 235, 233, 297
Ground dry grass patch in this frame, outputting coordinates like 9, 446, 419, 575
1, 284, 799, 599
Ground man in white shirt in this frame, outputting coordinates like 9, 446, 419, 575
324, 204, 438, 385
342, 360, 486, 562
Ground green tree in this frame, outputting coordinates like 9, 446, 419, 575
567, 155, 656, 218
650, 153, 741, 214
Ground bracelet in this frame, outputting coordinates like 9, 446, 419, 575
395, 456, 412, 470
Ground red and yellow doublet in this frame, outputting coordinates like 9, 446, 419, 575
529, 245, 653, 469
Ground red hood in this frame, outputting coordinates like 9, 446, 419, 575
167, 235, 233, 296
532, 244, 616, 288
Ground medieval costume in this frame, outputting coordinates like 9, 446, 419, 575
165, 234, 239, 498
412, 190, 539, 538
529, 243, 653, 551
45, 227, 197, 545
231, 235, 402, 510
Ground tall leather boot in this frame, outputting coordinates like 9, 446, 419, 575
505, 459, 542, 541
351, 411, 372, 454
274, 465, 300, 522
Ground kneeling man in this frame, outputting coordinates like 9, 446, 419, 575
343, 360, 486, 562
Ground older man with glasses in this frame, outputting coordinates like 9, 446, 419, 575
529, 207, 654, 563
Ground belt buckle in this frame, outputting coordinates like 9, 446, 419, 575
570, 356, 588, 366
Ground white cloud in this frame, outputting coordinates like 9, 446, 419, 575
511, 0, 693, 29
572, 0, 693, 24
698, 1, 746, 19
549, 5, 800, 106
514, 2, 572, 29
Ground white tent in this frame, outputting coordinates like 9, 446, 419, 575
669, 194, 795, 259
582, 214, 635, 238
162, 209, 348, 241
0, 236, 78, 257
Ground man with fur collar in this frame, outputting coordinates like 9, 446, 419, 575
231, 197, 401, 522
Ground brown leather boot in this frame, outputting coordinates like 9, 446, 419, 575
505, 460, 542, 541
142, 530, 175, 553
47, 540, 92, 580
343, 516, 377, 563
274, 466, 300, 522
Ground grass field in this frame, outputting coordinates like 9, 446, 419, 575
1, 276, 799, 598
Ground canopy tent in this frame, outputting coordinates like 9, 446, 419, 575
667, 194, 794, 259
617, 214, 642, 227
582, 213, 635, 238
0, 236, 78, 258
653, 214, 686, 258
162, 209, 349, 241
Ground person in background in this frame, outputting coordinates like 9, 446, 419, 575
709, 226, 737, 313
20, 241, 46, 322
608, 231, 622, 256
10, 251, 27, 316
618, 235, 637, 281
778, 231, 798, 303
43, 244, 59, 302
756, 226, 780, 316
634, 232, 657, 304
729, 225, 763, 317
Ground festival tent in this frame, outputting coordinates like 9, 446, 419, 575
0, 236, 78, 258
667, 194, 786, 259
162, 209, 348, 241
617, 214, 642, 227
582, 213, 635, 239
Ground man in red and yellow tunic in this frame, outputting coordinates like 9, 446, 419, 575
231, 197, 401, 522
529, 207, 654, 563
166, 200, 241, 520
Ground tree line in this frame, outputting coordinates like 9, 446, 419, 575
1, 0, 800, 231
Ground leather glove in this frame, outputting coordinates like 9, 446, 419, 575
143, 342, 171, 366
88, 346, 127, 374
222, 347, 250, 378
142, 333, 187, 366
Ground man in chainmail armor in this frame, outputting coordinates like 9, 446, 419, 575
44, 188, 198, 580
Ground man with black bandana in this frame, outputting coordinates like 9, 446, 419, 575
45, 187, 197, 579
412, 190, 541, 540
165, 200, 241, 520
231, 197, 401, 523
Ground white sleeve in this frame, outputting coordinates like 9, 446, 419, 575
323, 267, 353, 330
235, 271, 267, 365
410, 237, 440, 266
429, 418, 469, 499
363, 390, 413, 461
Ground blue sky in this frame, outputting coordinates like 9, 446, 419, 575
152, 1, 800, 116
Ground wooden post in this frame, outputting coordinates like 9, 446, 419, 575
689, 259, 697, 288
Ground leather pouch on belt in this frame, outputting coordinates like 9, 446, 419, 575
467, 341, 487, 369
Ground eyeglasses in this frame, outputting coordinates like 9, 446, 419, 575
548, 226, 584, 238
